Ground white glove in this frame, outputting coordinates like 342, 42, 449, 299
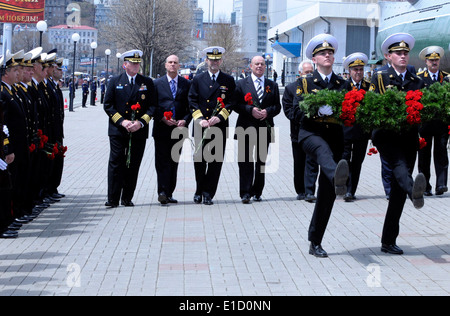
2, 125, 9, 137
318, 105, 333, 117
0, 159, 7, 171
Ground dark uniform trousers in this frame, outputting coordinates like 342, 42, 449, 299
0, 95, 13, 231
296, 70, 345, 244
417, 70, 449, 192
90, 81, 97, 106
233, 76, 281, 198
153, 75, 192, 197
104, 73, 156, 204
283, 79, 319, 197
82, 83, 89, 107
189, 71, 236, 199
370, 67, 425, 245
342, 80, 371, 196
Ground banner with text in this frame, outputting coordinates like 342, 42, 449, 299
0, 0, 46, 24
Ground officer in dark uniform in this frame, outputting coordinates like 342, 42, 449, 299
297, 34, 349, 258
341, 53, 371, 202
188, 46, 236, 205
283, 61, 319, 202
82, 79, 89, 108
90, 76, 98, 106
100, 78, 106, 104
1, 60, 16, 238
232, 55, 281, 203
104, 50, 156, 208
370, 33, 426, 255
417, 46, 449, 196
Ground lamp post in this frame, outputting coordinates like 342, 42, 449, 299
105, 49, 111, 80
265, 54, 271, 78
36, 20, 47, 47
69, 32, 80, 112
116, 52, 121, 75
282, 55, 287, 87
90, 41, 97, 78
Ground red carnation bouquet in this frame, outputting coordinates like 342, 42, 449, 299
195, 97, 226, 154
244, 92, 273, 136
164, 111, 173, 121
340, 89, 366, 127
405, 90, 424, 126
127, 102, 141, 168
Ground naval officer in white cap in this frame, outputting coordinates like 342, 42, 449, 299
104, 49, 156, 208
296, 33, 349, 258
370, 32, 426, 255
417, 45, 449, 198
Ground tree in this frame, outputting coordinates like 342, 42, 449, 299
205, 18, 246, 76
106, 0, 194, 77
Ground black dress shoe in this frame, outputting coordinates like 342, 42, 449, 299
424, 191, 433, 197
0, 230, 18, 239
309, 242, 328, 258
381, 244, 404, 255
435, 186, 448, 196
105, 201, 118, 208
297, 193, 306, 200
121, 200, 135, 207
411, 173, 426, 209
344, 193, 354, 202
253, 196, 262, 202
193, 195, 202, 204
158, 193, 168, 205
167, 197, 178, 204
305, 194, 317, 203
203, 196, 214, 205
334, 160, 349, 196
241, 194, 251, 204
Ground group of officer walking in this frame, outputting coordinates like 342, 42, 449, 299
0, 47, 66, 239
102, 32, 448, 258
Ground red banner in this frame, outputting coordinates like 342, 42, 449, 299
0, 0, 46, 24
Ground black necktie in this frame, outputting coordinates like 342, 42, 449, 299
325, 77, 329, 85
433, 74, 437, 82
211, 74, 216, 83
356, 82, 360, 90
130, 77, 134, 87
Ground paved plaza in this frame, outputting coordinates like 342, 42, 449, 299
0, 90, 449, 296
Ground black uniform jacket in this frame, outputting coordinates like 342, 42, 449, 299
152, 75, 192, 139
189, 71, 236, 131
296, 70, 345, 143
104, 73, 156, 140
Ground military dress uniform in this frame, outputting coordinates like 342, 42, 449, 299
282, 75, 319, 201
298, 34, 349, 258
90, 77, 98, 106
104, 50, 156, 207
370, 33, 426, 254
417, 46, 449, 196
189, 47, 236, 205
341, 53, 371, 202
82, 80, 89, 108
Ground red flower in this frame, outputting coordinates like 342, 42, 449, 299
244, 93, 253, 105
266, 86, 271, 94
217, 97, 225, 108
164, 111, 173, 120
405, 90, 423, 126
419, 137, 427, 150
29, 144, 36, 153
131, 103, 141, 111
340, 89, 365, 127
367, 147, 378, 156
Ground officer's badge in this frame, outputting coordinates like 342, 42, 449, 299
141, 94, 146, 100
296, 87, 302, 95
221, 94, 226, 99
369, 84, 376, 91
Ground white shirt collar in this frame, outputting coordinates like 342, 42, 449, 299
251, 73, 265, 83
2, 81, 11, 90
127, 73, 137, 84
395, 69, 407, 78
318, 71, 332, 82
428, 70, 439, 78
21, 82, 29, 89
167, 74, 178, 84
208, 70, 220, 80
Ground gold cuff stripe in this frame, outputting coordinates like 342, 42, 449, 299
192, 110, 203, 120
141, 114, 151, 124
219, 108, 230, 120
4, 138, 9, 146
112, 113, 122, 124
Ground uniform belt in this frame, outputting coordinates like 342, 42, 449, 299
314, 117, 340, 125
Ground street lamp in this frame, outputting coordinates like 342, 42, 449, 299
105, 49, 111, 80
282, 55, 287, 87
116, 52, 121, 75
90, 41, 97, 78
36, 20, 47, 47
69, 32, 80, 112
265, 54, 271, 78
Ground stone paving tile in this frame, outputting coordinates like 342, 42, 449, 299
0, 91, 449, 296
